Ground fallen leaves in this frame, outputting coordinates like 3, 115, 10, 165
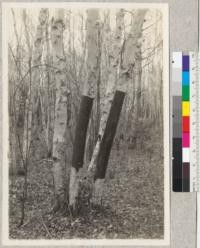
9, 133, 164, 239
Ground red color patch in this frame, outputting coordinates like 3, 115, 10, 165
182, 116, 190, 133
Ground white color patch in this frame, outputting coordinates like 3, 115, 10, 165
182, 148, 190, 163
172, 52, 182, 69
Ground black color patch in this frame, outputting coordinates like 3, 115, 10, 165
173, 138, 182, 192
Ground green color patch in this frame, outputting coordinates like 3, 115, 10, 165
182, 86, 190, 101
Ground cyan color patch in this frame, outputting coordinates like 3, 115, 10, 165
182, 71, 189, 85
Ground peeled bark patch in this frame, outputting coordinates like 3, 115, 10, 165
92, 178, 105, 206
69, 166, 79, 210
72, 95, 93, 171
94, 90, 125, 181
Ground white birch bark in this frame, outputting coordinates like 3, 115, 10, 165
51, 9, 69, 209
69, 9, 100, 210
40, 16, 54, 156
120, 10, 147, 91
88, 9, 124, 172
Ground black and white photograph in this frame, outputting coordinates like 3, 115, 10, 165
2, 2, 169, 246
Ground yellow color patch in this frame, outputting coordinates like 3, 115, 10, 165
182, 101, 190, 116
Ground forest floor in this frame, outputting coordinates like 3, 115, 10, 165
9, 130, 164, 240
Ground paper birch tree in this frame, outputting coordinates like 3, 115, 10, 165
51, 9, 70, 210
92, 9, 147, 205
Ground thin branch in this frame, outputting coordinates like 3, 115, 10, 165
137, 40, 163, 60
142, 17, 162, 32
39, 213, 53, 239
8, 43, 24, 82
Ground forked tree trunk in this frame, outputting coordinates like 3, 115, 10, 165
69, 9, 100, 210
51, 10, 69, 210
92, 9, 147, 205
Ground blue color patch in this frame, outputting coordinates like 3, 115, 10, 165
182, 55, 189, 71
182, 71, 189, 85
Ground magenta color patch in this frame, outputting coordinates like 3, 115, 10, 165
182, 133, 190, 147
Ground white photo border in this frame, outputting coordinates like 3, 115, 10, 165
2, 2, 170, 246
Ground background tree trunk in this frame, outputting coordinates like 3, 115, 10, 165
9, 9, 24, 176
39, 13, 54, 158
19, 8, 48, 225
22, 9, 48, 162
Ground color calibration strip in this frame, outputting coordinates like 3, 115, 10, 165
172, 52, 184, 192
172, 52, 200, 192
182, 55, 190, 192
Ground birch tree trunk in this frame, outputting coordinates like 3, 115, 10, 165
85, 16, 102, 164
40, 15, 54, 157
92, 9, 147, 205
88, 9, 124, 205
22, 9, 48, 164
51, 9, 69, 211
88, 9, 124, 173
69, 9, 100, 210
22, 10, 32, 168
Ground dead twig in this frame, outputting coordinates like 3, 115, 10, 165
38, 213, 53, 239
